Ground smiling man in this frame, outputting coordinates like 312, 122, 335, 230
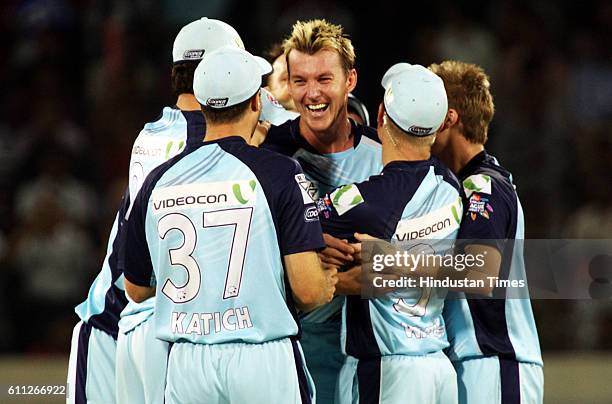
260, 19, 383, 404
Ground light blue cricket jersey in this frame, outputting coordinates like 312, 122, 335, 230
116, 107, 205, 334
321, 158, 463, 357
116, 94, 293, 335
443, 151, 543, 365
123, 136, 325, 344
74, 107, 204, 337
262, 118, 383, 324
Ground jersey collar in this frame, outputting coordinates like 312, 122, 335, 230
384, 158, 435, 172
458, 150, 489, 180
289, 117, 364, 155
201, 135, 246, 146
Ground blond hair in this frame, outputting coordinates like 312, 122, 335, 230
429, 61, 494, 144
283, 19, 355, 73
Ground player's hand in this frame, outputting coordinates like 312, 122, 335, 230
250, 120, 271, 146
354, 232, 397, 261
319, 233, 355, 266
335, 266, 362, 296
354, 232, 377, 242
323, 266, 338, 303
350, 241, 362, 263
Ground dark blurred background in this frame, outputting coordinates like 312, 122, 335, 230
0, 0, 610, 357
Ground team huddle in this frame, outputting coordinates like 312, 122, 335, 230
67, 17, 544, 404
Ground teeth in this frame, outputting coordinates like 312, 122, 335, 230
307, 103, 327, 111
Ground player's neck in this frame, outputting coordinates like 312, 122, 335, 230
176, 94, 201, 111
204, 122, 255, 144
299, 115, 353, 154
383, 145, 430, 165
448, 134, 485, 174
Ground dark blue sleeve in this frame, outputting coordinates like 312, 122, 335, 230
259, 121, 300, 156
457, 179, 513, 252
122, 176, 157, 287
274, 160, 326, 255
320, 176, 401, 241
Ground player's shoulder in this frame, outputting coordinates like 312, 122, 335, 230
431, 156, 461, 193
261, 117, 301, 156
219, 136, 301, 177
356, 123, 381, 149
132, 107, 183, 149
141, 107, 183, 134
462, 154, 516, 200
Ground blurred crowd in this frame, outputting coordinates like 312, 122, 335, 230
0, 0, 610, 354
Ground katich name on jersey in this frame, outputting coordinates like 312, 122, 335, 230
171, 307, 253, 336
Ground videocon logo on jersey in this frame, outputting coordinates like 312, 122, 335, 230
393, 197, 462, 241
232, 180, 257, 204
151, 180, 257, 213
330, 184, 364, 216
463, 174, 491, 198
165, 140, 186, 160
132, 138, 185, 159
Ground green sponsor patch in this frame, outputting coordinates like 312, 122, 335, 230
463, 174, 491, 197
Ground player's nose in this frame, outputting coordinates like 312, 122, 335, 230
305, 81, 322, 99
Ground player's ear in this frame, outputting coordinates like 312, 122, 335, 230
376, 103, 385, 129
251, 91, 261, 112
439, 108, 459, 132
346, 69, 357, 93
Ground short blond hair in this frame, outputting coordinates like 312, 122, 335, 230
429, 61, 494, 144
283, 19, 355, 74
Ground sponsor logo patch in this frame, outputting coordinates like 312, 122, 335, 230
463, 174, 492, 197
407, 125, 433, 136
183, 49, 205, 60
467, 193, 493, 221
394, 197, 462, 240
316, 195, 333, 219
206, 98, 229, 108
304, 206, 319, 222
294, 174, 317, 203
330, 184, 364, 216
151, 180, 256, 213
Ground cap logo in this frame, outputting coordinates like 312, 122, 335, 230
183, 49, 205, 60
407, 125, 433, 136
206, 98, 229, 108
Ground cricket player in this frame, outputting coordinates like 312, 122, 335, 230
320, 63, 461, 403
260, 19, 383, 403
429, 60, 543, 404
113, 18, 251, 404
123, 46, 336, 404
68, 17, 291, 404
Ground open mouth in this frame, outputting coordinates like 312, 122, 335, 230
306, 103, 329, 113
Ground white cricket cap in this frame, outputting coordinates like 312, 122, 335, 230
172, 17, 244, 63
381, 63, 448, 136
193, 46, 272, 108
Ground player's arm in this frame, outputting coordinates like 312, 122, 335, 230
318, 233, 355, 266
125, 279, 155, 303
270, 159, 339, 309
120, 176, 157, 302
249, 120, 271, 146
319, 181, 388, 296
449, 177, 510, 294
284, 251, 337, 312
353, 232, 501, 295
